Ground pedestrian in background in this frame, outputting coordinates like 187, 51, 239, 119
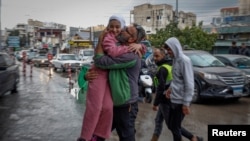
164, 37, 202, 141
239, 42, 250, 56
151, 48, 172, 141
150, 48, 202, 141
228, 41, 239, 54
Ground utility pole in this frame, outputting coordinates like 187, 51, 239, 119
175, 0, 179, 24
0, 0, 2, 50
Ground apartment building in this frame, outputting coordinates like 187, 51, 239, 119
130, 3, 196, 34
178, 11, 196, 29
239, 0, 250, 15
220, 7, 239, 18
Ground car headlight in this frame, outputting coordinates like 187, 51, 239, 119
199, 72, 218, 80
242, 72, 250, 83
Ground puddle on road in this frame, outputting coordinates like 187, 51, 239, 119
70, 86, 86, 104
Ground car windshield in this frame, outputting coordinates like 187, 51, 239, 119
83, 51, 94, 56
29, 52, 37, 57
186, 53, 225, 67
61, 55, 78, 60
36, 55, 47, 59
231, 57, 250, 68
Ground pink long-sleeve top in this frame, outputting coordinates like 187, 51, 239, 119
102, 32, 129, 57
92, 32, 146, 74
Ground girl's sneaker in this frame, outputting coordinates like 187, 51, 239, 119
77, 137, 86, 141
90, 135, 97, 141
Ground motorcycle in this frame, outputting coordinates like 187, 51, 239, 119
138, 66, 154, 103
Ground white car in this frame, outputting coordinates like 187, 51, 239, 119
51, 53, 83, 72
78, 48, 94, 68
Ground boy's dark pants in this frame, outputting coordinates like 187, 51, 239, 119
112, 102, 138, 141
167, 103, 185, 141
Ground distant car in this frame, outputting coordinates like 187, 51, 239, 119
184, 50, 250, 103
26, 52, 38, 64
51, 53, 83, 72
32, 55, 50, 67
78, 48, 94, 67
214, 54, 250, 84
17, 50, 30, 61
0, 52, 20, 96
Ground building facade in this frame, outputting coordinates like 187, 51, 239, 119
130, 3, 196, 34
239, 0, 250, 15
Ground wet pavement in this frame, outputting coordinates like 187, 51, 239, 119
1, 63, 250, 141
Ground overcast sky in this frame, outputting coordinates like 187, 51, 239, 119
1, 0, 238, 30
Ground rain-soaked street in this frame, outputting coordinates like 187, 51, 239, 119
1, 63, 250, 141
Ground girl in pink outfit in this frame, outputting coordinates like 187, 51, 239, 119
78, 15, 145, 141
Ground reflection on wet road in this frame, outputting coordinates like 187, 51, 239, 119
0, 64, 250, 141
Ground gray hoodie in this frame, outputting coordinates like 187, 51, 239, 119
165, 37, 194, 106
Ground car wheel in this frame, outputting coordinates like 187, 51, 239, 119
62, 65, 66, 72
230, 97, 240, 102
145, 92, 152, 103
11, 76, 19, 94
192, 82, 201, 103
53, 64, 57, 71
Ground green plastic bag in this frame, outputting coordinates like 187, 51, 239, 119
78, 66, 89, 91
77, 88, 87, 104
77, 66, 89, 103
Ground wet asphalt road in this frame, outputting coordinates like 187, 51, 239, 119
1, 63, 250, 141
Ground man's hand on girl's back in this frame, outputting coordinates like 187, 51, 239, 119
128, 43, 143, 57
85, 69, 98, 82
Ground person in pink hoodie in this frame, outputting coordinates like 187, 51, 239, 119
78, 15, 146, 141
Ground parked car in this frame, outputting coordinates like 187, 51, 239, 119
51, 53, 83, 72
32, 55, 50, 67
214, 54, 250, 89
184, 50, 249, 103
145, 50, 250, 103
0, 52, 20, 96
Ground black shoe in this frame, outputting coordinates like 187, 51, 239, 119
197, 136, 203, 141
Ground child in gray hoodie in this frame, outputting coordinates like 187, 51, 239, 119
164, 37, 202, 141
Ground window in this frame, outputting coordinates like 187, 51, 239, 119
146, 16, 151, 22
157, 15, 162, 20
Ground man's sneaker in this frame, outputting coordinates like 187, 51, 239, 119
197, 136, 203, 141
150, 134, 159, 141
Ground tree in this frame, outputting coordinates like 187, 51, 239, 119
148, 21, 218, 51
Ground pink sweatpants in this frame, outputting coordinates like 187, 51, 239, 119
80, 65, 113, 140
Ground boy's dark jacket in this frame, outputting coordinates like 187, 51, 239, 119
153, 58, 172, 106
